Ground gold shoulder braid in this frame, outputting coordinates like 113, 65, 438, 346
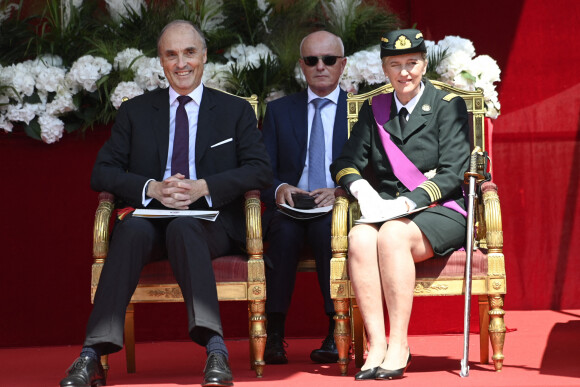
443, 93, 459, 102
336, 168, 360, 183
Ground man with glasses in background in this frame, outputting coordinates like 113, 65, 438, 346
260, 31, 348, 365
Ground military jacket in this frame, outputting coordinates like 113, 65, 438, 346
330, 80, 470, 222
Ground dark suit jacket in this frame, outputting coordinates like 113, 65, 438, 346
91, 86, 272, 243
260, 89, 348, 218
330, 79, 470, 225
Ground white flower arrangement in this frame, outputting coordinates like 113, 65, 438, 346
332, 36, 501, 118
429, 36, 501, 118
0, 24, 500, 144
224, 43, 276, 69
0, 54, 76, 143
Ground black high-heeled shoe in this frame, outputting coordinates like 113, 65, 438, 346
354, 366, 379, 381
375, 352, 412, 380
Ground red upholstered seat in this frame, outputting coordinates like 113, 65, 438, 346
416, 249, 488, 279
138, 255, 249, 284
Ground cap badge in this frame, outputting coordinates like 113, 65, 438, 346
395, 35, 411, 49
422, 104, 431, 112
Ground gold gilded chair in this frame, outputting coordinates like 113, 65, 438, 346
330, 80, 506, 375
91, 93, 267, 378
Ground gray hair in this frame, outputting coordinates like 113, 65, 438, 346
157, 20, 207, 56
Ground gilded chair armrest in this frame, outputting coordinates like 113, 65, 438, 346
244, 190, 263, 260
480, 181, 503, 253
93, 192, 115, 262
331, 189, 350, 284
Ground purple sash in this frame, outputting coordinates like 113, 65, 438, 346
371, 93, 466, 217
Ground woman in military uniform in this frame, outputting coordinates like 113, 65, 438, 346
330, 29, 470, 380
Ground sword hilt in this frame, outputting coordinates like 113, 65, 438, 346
464, 146, 489, 183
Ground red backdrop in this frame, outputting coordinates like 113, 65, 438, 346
1, 0, 579, 348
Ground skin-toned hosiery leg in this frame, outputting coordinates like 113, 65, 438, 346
348, 224, 388, 370
377, 218, 433, 370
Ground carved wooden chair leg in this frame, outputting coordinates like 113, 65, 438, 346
478, 295, 490, 364
351, 300, 365, 368
334, 297, 351, 376
488, 294, 506, 371
248, 299, 266, 377
100, 354, 109, 379
124, 303, 136, 373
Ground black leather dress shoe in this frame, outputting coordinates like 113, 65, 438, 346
202, 353, 234, 387
354, 366, 379, 381
264, 333, 288, 364
375, 352, 412, 380
310, 334, 339, 363
60, 356, 106, 387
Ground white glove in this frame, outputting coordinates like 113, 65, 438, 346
351, 180, 418, 220
349, 179, 384, 219
378, 196, 416, 219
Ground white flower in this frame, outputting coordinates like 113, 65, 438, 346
256, 0, 272, 33
35, 64, 67, 94
66, 55, 112, 93
106, 0, 146, 22
113, 48, 145, 71
4, 63, 36, 97
340, 47, 384, 93
470, 55, 501, 84
46, 93, 76, 116
436, 36, 475, 59
436, 50, 474, 85
202, 62, 232, 90
224, 43, 275, 69
110, 81, 144, 109
133, 57, 167, 90
33, 54, 64, 68
0, 114, 13, 132
6, 103, 42, 125
38, 114, 64, 144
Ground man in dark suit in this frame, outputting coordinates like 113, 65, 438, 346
59, 20, 272, 387
260, 31, 348, 364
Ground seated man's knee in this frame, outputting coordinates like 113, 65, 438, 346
113, 217, 156, 244
166, 217, 204, 239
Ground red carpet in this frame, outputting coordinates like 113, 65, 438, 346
2, 309, 579, 387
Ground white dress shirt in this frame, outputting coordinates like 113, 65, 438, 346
142, 83, 211, 206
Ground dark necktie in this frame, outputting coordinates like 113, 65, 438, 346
171, 95, 192, 178
309, 98, 331, 191
399, 107, 408, 130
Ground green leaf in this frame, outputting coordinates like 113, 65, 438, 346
24, 118, 42, 141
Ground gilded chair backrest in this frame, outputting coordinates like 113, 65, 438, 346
220, 90, 259, 119
346, 80, 486, 153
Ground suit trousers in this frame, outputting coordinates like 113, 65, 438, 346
84, 215, 234, 355
265, 211, 334, 316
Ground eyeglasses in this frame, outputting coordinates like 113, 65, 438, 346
302, 55, 344, 67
